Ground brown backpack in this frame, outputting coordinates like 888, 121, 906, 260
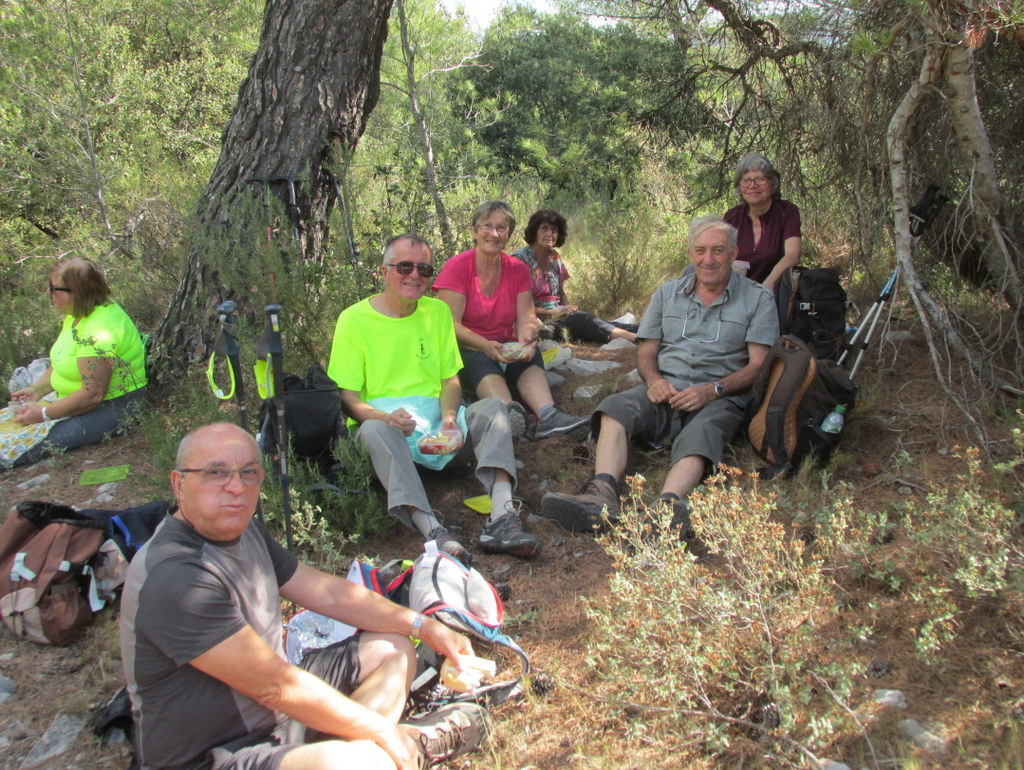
747, 335, 858, 479
0, 502, 105, 645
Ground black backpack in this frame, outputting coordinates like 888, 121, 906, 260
747, 335, 858, 478
258, 364, 346, 464
777, 267, 848, 361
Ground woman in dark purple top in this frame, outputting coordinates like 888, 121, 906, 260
722, 152, 802, 292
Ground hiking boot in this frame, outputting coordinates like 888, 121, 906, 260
533, 409, 589, 441
478, 500, 542, 559
541, 477, 619, 532
428, 526, 472, 567
653, 495, 695, 540
402, 702, 491, 766
506, 401, 528, 439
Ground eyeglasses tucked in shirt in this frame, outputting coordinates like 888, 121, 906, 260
177, 467, 265, 486
386, 261, 435, 277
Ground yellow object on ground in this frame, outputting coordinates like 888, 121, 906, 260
462, 495, 492, 514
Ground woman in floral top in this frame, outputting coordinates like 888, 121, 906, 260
511, 210, 638, 345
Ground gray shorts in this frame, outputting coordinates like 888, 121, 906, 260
206, 635, 363, 770
595, 384, 746, 468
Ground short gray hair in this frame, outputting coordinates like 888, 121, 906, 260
688, 216, 738, 252
731, 152, 782, 203
382, 234, 432, 266
471, 200, 516, 234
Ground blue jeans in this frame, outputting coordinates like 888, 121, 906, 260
14, 386, 148, 467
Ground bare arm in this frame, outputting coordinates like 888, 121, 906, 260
281, 562, 475, 665
514, 290, 541, 345
189, 626, 418, 769
667, 341, 772, 412
763, 236, 801, 292
14, 357, 112, 425
340, 389, 416, 436
637, 338, 677, 404
435, 288, 507, 362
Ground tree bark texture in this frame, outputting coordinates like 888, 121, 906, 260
942, 40, 1022, 310
152, 0, 394, 379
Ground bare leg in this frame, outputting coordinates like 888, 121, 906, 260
476, 373, 513, 403
513, 365, 555, 414
349, 632, 416, 722
660, 455, 706, 499
280, 740, 395, 770
609, 327, 637, 343
593, 415, 629, 480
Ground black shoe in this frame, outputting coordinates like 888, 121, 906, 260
541, 477, 619, 532
478, 501, 542, 559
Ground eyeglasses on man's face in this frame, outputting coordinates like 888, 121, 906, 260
178, 467, 265, 486
386, 261, 435, 277
740, 176, 769, 188
48, 283, 72, 293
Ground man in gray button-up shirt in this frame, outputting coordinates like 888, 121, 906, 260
541, 216, 779, 534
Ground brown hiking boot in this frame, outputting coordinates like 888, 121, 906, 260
541, 477, 619, 532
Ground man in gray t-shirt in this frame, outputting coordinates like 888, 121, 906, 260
541, 216, 779, 533
120, 422, 489, 770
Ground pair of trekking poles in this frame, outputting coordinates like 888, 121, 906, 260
207, 301, 294, 552
838, 184, 948, 379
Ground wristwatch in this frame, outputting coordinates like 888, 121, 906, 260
410, 613, 425, 640
712, 381, 726, 399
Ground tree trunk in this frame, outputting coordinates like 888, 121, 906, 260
151, 0, 394, 379
396, 0, 456, 258
942, 40, 1023, 310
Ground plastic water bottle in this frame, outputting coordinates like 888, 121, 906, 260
821, 404, 846, 434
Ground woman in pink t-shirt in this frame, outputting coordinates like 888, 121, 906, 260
434, 201, 588, 441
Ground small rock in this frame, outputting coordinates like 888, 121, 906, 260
937, 447, 949, 456
525, 513, 542, 526
0, 674, 15, 694
623, 368, 642, 385
611, 312, 636, 325
866, 659, 891, 678
0, 734, 10, 750
898, 718, 947, 755
515, 459, 525, 469
546, 371, 566, 387
574, 385, 603, 399
94, 492, 116, 503
18, 712, 87, 769
817, 761, 851, 770
0, 652, 13, 662
552, 537, 566, 547
101, 727, 127, 747
16, 474, 51, 490
565, 358, 619, 376
98, 482, 118, 494
885, 330, 914, 344
538, 479, 549, 491
874, 689, 906, 709
600, 338, 635, 351
0, 692, 14, 704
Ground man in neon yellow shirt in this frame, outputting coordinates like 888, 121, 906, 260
328, 235, 541, 563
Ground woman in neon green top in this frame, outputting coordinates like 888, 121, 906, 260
7, 257, 148, 467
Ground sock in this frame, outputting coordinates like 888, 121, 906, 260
594, 473, 618, 491
489, 481, 513, 521
538, 403, 558, 421
409, 507, 441, 537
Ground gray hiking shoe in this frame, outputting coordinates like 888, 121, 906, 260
541, 477, 619, 532
403, 702, 491, 766
506, 401, 528, 439
533, 409, 589, 440
478, 500, 542, 559
428, 525, 472, 567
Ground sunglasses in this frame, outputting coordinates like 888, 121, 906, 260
48, 283, 72, 293
386, 261, 435, 278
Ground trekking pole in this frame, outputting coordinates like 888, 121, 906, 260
261, 304, 293, 551
270, 176, 302, 249
207, 301, 250, 432
839, 266, 900, 379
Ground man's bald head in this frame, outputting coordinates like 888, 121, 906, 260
176, 423, 258, 469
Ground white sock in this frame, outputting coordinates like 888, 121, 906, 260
409, 507, 441, 537
489, 481, 513, 522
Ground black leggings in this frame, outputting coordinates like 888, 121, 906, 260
545, 311, 638, 344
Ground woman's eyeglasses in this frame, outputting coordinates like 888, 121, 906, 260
739, 177, 768, 188
48, 283, 72, 293
386, 261, 434, 277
